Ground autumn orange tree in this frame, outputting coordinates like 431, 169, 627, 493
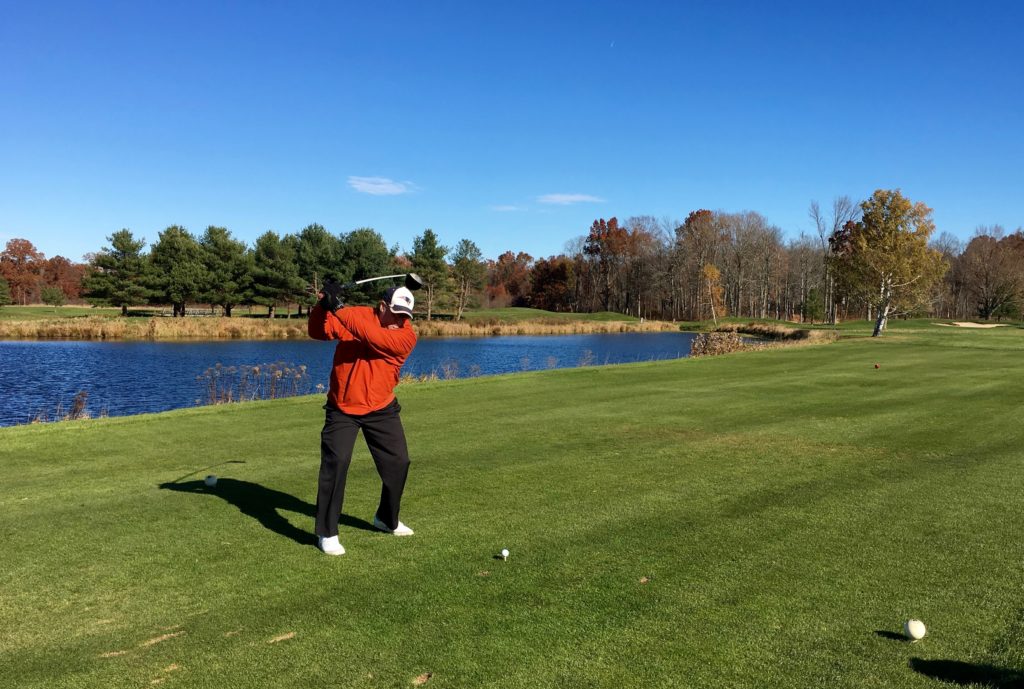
529, 255, 574, 311
486, 251, 533, 307
583, 217, 628, 311
0, 238, 44, 305
829, 190, 947, 336
42, 256, 86, 301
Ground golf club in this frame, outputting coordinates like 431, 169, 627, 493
339, 273, 423, 291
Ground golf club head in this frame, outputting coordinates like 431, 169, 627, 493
405, 273, 424, 291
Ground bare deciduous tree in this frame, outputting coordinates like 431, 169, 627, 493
810, 196, 859, 323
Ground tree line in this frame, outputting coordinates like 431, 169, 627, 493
2, 188, 1021, 332
0, 225, 479, 320
486, 189, 1022, 335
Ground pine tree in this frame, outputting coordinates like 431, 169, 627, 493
150, 226, 210, 317
40, 286, 67, 311
200, 226, 253, 316
450, 239, 485, 320
409, 229, 450, 320
342, 228, 396, 305
83, 229, 152, 316
252, 231, 304, 318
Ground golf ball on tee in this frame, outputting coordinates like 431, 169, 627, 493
501, 549, 509, 560
205, 475, 218, 487
904, 619, 926, 640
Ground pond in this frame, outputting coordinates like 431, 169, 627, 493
0, 332, 698, 427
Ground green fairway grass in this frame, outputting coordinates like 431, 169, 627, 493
2, 325, 1023, 687
0, 305, 124, 320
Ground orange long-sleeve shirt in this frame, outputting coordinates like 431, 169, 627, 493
307, 304, 417, 415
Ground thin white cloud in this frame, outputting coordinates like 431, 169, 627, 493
490, 205, 525, 212
537, 193, 605, 205
347, 176, 417, 196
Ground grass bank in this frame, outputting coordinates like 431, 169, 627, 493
0, 315, 310, 340
415, 317, 676, 337
2, 324, 1023, 687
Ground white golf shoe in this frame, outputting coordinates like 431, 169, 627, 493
373, 515, 414, 536
318, 535, 346, 556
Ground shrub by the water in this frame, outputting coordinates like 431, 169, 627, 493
714, 322, 838, 343
690, 332, 746, 357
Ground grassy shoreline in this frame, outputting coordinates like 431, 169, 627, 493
0, 311, 679, 340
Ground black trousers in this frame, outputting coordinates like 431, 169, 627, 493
315, 399, 411, 538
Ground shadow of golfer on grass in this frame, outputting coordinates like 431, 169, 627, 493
158, 479, 376, 547
909, 659, 1024, 688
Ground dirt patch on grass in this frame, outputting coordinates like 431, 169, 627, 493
99, 650, 128, 658
412, 672, 433, 686
268, 632, 296, 643
141, 631, 184, 647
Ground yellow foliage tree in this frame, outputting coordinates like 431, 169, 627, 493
829, 189, 947, 336
701, 263, 727, 324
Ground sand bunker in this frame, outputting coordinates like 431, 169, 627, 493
934, 322, 1010, 328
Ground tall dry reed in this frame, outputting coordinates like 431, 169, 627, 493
28, 390, 107, 424
195, 361, 313, 404
414, 319, 679, 338
0, 317, 309, 340
0, 316, 679, 341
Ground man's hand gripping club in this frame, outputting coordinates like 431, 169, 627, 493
319, 278, 346, 313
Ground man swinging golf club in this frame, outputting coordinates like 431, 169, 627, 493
308, 275, 420, 555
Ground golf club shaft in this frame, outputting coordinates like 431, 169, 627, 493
345, 274, 408, 288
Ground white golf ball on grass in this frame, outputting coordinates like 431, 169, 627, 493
904, 619, 926, 640
205, 475, 218, 487
500, 549, 509, 560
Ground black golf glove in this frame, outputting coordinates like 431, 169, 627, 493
319, 279, 345, 313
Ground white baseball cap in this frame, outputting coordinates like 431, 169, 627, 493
384, 286, 415, 318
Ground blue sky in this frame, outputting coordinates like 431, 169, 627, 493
2, 1, 1022, 262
